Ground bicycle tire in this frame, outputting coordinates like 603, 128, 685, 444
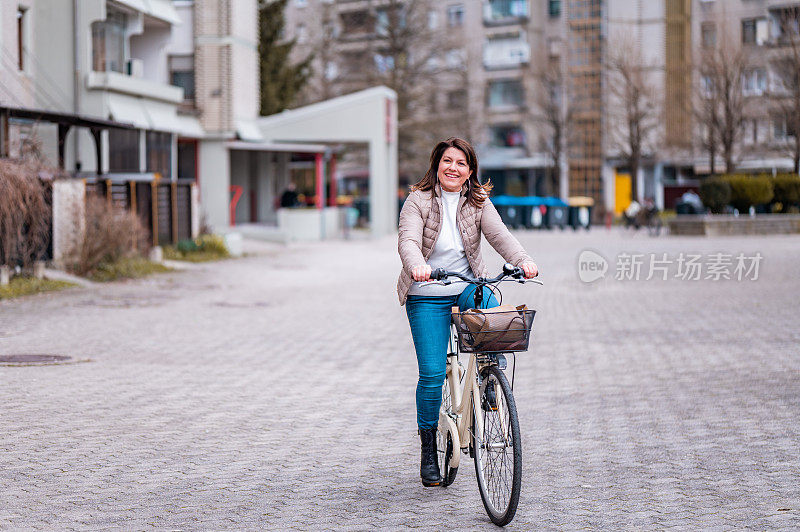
472, 365, 522, 526
437, 376, 458, 486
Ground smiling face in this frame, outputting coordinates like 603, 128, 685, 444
437, 147, 472, 193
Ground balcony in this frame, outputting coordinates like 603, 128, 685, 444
483, 37, 530, 69
483, 0, 529, 26
87, 70, 184, 104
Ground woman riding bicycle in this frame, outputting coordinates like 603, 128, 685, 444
397, 137, 538, 487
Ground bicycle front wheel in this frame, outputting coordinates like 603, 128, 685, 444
472, 365, 522, 526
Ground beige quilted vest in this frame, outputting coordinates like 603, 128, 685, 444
397, 186, 533, 305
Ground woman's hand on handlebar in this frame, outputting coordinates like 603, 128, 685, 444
521, 261, 539, 279
411, 264, 432, 282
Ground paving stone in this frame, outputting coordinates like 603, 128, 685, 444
0, 229, 798, 529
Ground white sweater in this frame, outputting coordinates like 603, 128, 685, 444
407, 190, 473, 297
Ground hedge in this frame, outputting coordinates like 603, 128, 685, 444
699, 178, 731, 214
772, 174, 800, 210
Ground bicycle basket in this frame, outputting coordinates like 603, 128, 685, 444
451, 305, 536, 353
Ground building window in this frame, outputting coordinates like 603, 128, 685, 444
17, 8, 26, 70
109, 128, 140, 173
341, 51, 368, 76
428, 11, 439, 29
568, 0, 601, 19
91, 11, 126, 73
743, 119, 759, 145
701, 22, 717, 48
295, 0, 307, 6
324, 61, 338, 80
447, 89, 467, 108
146, 131, 172, 178
340, 10, 370, 36
169, 55, 195, 104
447, 4, 465, 27
774, 116, 797, 140
742, 19, 757, 44
177, 140, 197, 180
375, 5, 408, 36
373, 52, 395, 73
445, 49, 465, 68
488, 125, 526, 147
487, 79, 524, 108
549, 0, 561, 18
742, 68, 767, 96
770, 7, 800, 44
485, 0, 528, 21
484, 32, 530, 69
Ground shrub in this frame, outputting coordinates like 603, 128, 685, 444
772, 174, 800, 211
162, 235, 229, 262
67, 196, 148, 276
699, 178, 732, 214
0, 159, 52, 270
720, 174, 774, 212
176, 239, 199, 253
195, 234, 229, 256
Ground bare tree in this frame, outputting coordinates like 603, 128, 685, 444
693, 75, 721, 175
363, 0, 468, 173
301, 0, 468, 177
301, 1, 338, 104
530, 61, 572, 196
769, 7, 800, 173
695, 32, 750, 174
607, 38, 661, 201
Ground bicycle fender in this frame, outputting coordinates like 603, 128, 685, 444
439, 411, 461, 469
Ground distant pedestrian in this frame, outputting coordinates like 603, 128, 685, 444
280, 182, 300, 208
396, 137, 538, 487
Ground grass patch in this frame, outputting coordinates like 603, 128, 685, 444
163, 235, 230, 263
87, 256, 172, 283
163, 247, 230, 263
0, 277, 78, 300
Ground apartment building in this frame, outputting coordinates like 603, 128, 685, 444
691, 0, 800, 174
0, 0, 134, 171
282, 0, 665, 215
284, 0, 799, 216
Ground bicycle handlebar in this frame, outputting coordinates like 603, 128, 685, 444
429, 263, 542, 285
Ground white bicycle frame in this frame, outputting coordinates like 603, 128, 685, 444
433, 276, 542, 471
438, 311, 489, 471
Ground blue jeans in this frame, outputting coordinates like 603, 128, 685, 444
406, 285, 499, 430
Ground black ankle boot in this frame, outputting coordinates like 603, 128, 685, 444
419, 427, 442, 487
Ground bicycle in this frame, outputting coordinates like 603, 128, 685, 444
425, 263, 542, 526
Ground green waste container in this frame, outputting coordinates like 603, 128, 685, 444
567, 196, 594, 230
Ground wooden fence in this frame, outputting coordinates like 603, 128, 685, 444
84, 178, 197, 247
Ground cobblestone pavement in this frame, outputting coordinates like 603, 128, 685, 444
1, 228, 799, 530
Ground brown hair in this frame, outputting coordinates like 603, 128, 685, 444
410, 137, 492, 207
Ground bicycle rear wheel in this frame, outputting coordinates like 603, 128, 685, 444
472, 365, 522, 526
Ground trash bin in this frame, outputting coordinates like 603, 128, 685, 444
567, 196, 594, 230
527, 204, 545, 229
515, 196, 545, 229
492, 195, 526, 229
543, 197, 569, 229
